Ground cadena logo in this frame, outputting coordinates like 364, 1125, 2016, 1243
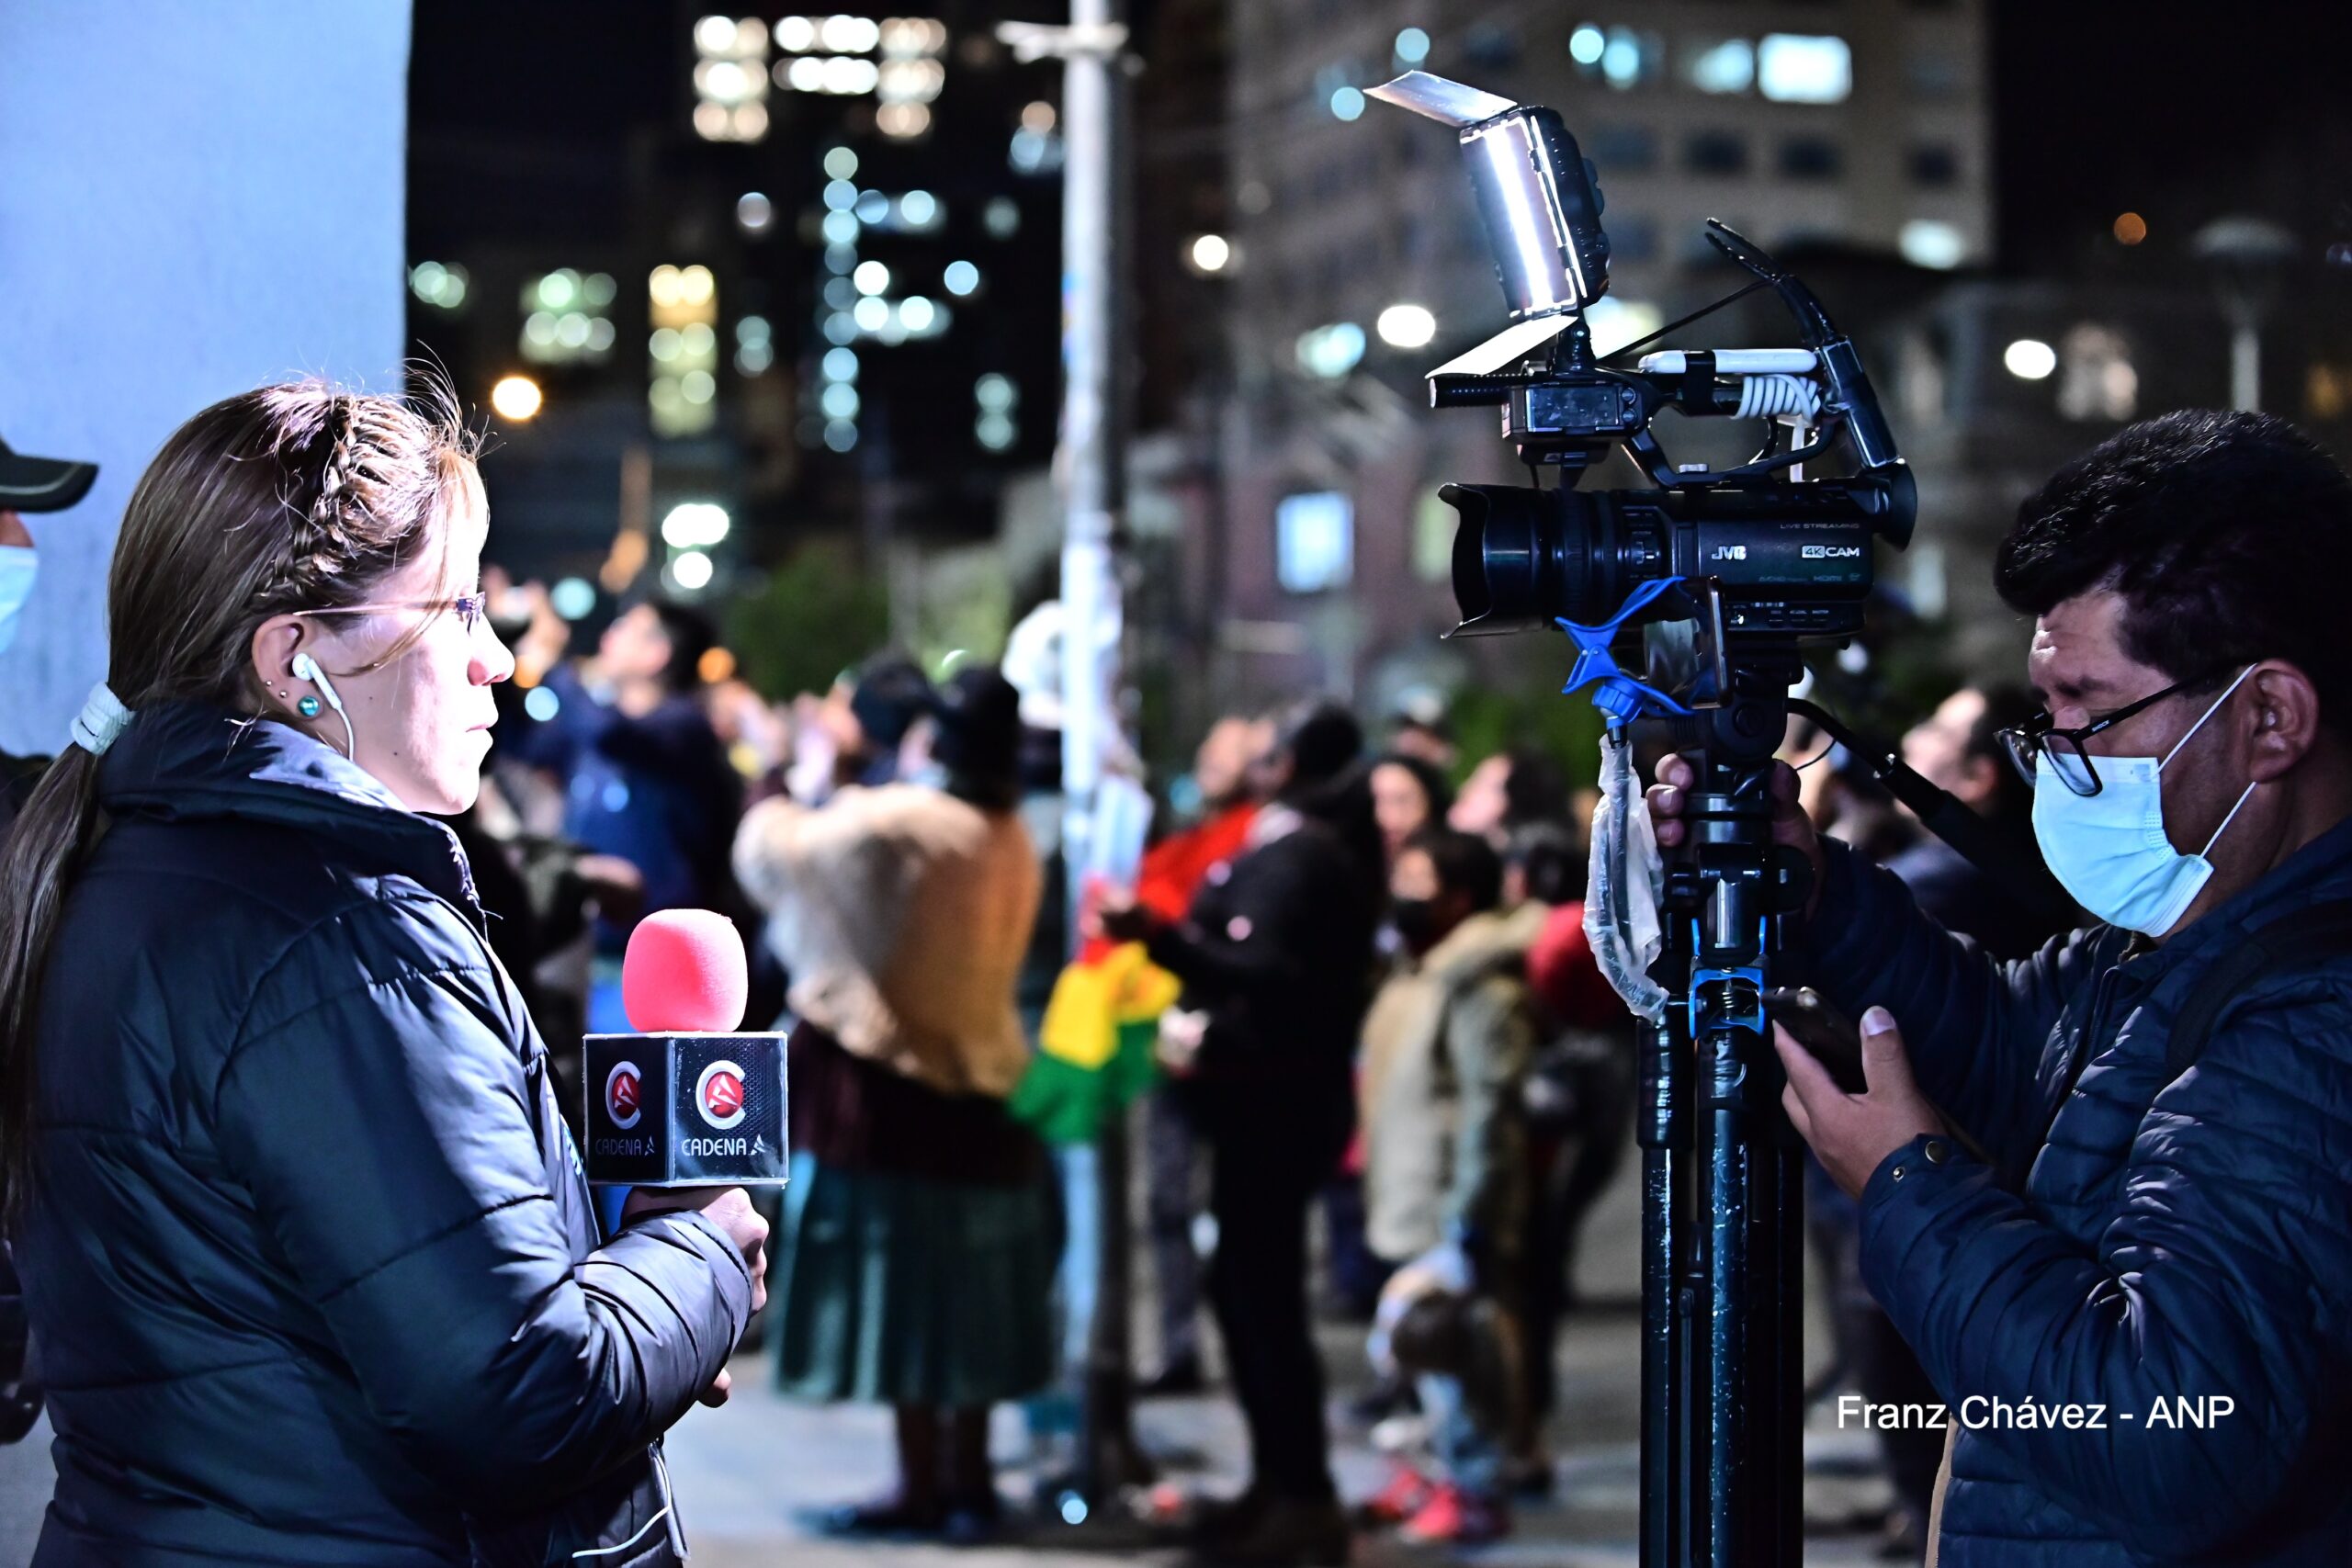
696, 1059, 747, 1131
605, 1062, 643, 1131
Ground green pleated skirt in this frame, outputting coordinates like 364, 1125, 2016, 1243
771, 1148, 1057, 1406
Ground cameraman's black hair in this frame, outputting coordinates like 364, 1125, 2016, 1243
1995, 411, 2352, 732
1403, 825, 1505, 914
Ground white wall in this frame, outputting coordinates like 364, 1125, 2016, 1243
0, 0, 411, 753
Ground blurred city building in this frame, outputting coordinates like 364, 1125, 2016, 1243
406, 2, 1067, 666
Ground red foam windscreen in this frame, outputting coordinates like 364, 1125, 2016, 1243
620, 908, 750, 1033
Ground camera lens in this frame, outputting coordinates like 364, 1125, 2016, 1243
1442, 482, 1599, 636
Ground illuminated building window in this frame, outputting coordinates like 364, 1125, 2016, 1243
649, 264, 719, 436
692, 17, 771, 142
410, 261, 469, 310
1277, 491, 1354, 594
2058, 324, 2138, 423
1684, 38, 1755, 95
519, 270, 617, 365
1758, 34, 1852, 104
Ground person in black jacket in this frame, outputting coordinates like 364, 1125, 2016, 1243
1649, 411, 2352, 1567
1100, 701, 1383, 1567
0, 382, 766, 1566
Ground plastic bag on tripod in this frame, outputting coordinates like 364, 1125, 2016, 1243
1585, 727, 1668, 1021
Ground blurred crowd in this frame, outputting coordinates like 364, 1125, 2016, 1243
432, 568, 2067, 1563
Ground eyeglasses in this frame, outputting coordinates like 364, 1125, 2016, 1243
1996, 668, 2232, 797
289, 592, 491, 636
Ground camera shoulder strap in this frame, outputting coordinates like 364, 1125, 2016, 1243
2165, 899, 2352, 1080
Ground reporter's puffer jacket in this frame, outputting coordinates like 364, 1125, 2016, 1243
17, 703, 752, 1566
1798, 823, 2352, 1568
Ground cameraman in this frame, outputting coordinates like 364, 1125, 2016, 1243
1649, 410, 2352, 1566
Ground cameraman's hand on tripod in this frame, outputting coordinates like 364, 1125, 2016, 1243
1645, 756, 1827, 922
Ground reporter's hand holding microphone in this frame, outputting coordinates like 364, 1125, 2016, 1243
622, 1185, 769, 1404
1645, 755, 1945, 1198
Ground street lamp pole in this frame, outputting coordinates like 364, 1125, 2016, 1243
2193, 216, 2296, 413
1002, 0, 1147, 1516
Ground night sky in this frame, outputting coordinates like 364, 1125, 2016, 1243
413, 3, 2352, 283
1991, 1, 2352, 277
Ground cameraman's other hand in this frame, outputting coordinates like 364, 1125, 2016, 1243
623, 1185, 770, 1314
1646, 755, 1826, 919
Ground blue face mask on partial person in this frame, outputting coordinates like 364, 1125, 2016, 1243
0, 547, 37, 656
2030, 664, 2259, 937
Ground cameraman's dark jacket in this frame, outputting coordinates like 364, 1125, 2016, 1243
18, 705, 752, 1566
1797, 822, 2352, 1568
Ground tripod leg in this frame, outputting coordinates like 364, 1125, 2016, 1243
1637, 1016, 1683, 1568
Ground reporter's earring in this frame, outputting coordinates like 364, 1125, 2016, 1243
298, 694, 322, 718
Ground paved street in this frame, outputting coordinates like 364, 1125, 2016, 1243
0, 1157, 1901, 1565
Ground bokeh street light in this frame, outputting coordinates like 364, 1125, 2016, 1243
490, 375, 543, 420
1375, 303, 1437, 349
2003, 339, 2057, 380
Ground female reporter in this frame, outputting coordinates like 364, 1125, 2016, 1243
0, 383, 766, 1567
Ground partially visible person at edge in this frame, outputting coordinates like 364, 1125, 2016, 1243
1889, 681, 2078, 961
1352, 827, 1542, 1547
0, 384, 767, 1566
1138, 713, 1267, 1398
1648, 410, 2352, 1568
0, 429, 97, 1454
0, 429, 98, 834
1098, 701, 1384, 1568
732, 666, 1053, 1542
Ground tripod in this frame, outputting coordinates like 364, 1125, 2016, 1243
1635, 681, 1815, 1568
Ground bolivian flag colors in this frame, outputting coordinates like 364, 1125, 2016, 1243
1009, 805, 1255, 1145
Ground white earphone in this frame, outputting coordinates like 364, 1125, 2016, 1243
290, 652, 356, 757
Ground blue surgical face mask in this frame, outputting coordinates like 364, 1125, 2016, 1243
2031, 664, 2259, 937
0, 546, 38, 655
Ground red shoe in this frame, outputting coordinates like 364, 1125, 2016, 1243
1398, 1483, 1510, 1545
1355, 1463, 1436, 1528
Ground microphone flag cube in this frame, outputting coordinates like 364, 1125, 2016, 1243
584, 909, 786, 1186
583, 1032, 789, 1187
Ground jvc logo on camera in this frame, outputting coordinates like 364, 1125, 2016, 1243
1802, 544, 1863, 558
1711, 545, 1748, 560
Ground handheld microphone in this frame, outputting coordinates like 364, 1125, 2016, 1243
582, 909, 789, 1188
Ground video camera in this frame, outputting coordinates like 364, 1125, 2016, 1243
1371, 72, 1916, 674
1374, 73, 1930, 1564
